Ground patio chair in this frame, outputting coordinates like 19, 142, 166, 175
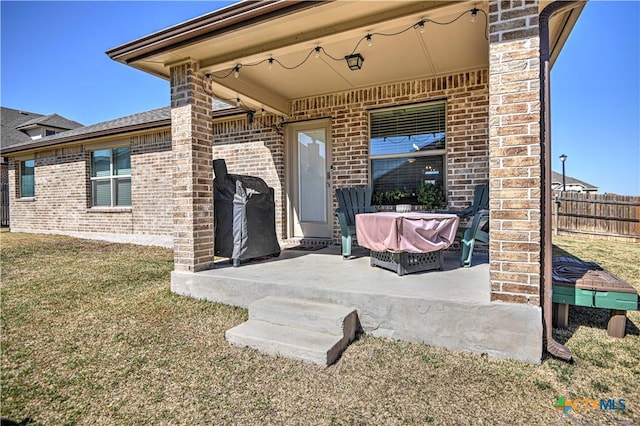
336, 187, 376, 259
438, 183, 489, 219
460, 209, 490, 267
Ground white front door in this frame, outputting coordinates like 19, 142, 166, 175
288, 120, 332, 239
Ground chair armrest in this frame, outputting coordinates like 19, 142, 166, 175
467, 210, 489, 234
436, 208, 465, 216
456, 205, 475, 218
437, 205, 475, 218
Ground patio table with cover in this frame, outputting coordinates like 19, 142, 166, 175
355, 212, 459, 275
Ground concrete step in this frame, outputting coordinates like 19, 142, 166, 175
226, 320, 350, 366
249, 296, 358, 339
226, 297, 359, 366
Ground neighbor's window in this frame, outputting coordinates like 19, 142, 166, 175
20, 159, 35, 198
90, 147, 131, 207
370, 101, 446, 202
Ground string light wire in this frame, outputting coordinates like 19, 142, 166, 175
201, 8, 488, 113
204, 8, 486, 81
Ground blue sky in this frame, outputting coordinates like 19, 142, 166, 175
1, 1, 638, 195
550, 1, 639, 195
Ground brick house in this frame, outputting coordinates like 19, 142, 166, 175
2, 108, 175, 246
1, 107, 84, 227
551, 171, 599, 193
5, 1, 586, 362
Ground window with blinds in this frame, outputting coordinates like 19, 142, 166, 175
20, 159, 35, 198
90, 147, 131, 207
370, 101, 446, 202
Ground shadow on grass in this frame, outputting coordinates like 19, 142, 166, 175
1, 418, 34, 426
553, 306, 640, 346
551, 244, 575, 259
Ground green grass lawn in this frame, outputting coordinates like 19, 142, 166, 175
1, 233, 639, 425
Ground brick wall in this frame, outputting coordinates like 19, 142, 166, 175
296, 70, 490, 238
214, 69, 489, 242
7, 130, 173, 240
488, 0, 542, 305
170, 61, 215, 272
131, 130, 173, 237
211, 115, 286, 238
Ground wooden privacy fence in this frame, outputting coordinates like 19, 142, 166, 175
554, 192, 640, 242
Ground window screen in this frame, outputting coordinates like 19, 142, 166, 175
20, 159, 35, 198
90, 147, 131, 207
370, 102, 446, 203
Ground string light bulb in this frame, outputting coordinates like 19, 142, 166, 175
235, 97, 241, 107
268, 57, 273, 70
471, 8, 478, 23
418, 20, 425, 34
233, 65, 240, 78
366, 34, 373, 47
314, 46, 321, 59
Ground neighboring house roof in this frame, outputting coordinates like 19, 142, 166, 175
551, 171, 598, 191
2, 107, 171, 155
1, 107, 83, 152
2, 102, 245, 156
15, 113, 83, 131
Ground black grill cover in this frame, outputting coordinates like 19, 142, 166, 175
213, 159, 280, 266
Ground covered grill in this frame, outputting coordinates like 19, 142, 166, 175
213, 159, 280, 267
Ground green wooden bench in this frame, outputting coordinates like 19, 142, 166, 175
552, 256, 639, 338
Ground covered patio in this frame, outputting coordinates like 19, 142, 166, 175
108, 0, 585, 363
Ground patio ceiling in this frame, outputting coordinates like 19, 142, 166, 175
109, 1, 488, 114
107, 0, 583, 115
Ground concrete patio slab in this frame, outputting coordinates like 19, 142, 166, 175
172, 245, 542, 363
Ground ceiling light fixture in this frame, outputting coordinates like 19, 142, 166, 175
345, 53, 364, 71
203, 6, 487, 109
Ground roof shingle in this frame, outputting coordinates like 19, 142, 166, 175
1, 107, 83, 151
2, 106, 171, 155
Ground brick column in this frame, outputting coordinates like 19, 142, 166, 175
170, 60, 215, 272
488, 1, 542, 304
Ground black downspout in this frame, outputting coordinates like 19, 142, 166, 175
540, 1, 582, 361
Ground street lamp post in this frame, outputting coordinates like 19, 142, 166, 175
559, 154, 567, 192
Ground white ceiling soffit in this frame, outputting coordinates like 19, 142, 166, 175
132, 1, 489, 113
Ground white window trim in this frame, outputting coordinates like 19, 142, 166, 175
90, 146, 131, 208
19, 158, 36, 199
